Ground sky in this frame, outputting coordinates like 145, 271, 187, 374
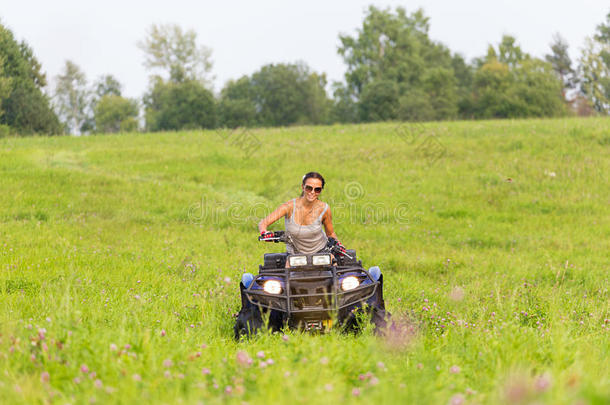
1, 0, 608, 99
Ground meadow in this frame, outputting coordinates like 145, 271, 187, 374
0, 118, 608, 404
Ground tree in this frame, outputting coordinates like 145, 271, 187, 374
218, 62, 331, 127
337, 6, 459, 121
94, 95, 138, 133
144, 79, 216, 131
54, 60, 90, 134
576, 12, 610, 114
545, 33, 576, 100
0, 22, 61, 135
579, 37, 610, 114
330, 82, 358, 123
472, 36, 565, 118
138, 23, 213, 86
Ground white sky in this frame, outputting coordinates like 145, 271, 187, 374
1, 0, 608, 99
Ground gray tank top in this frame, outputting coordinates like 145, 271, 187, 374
285, 198, 329, 254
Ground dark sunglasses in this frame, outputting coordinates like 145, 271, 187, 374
304, 185, 323, 193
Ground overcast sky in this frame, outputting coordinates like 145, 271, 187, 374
1, 0, 608, 99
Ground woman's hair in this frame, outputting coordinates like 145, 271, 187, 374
300, 172, 325, 197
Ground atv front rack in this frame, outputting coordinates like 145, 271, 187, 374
244, 265, 378, 314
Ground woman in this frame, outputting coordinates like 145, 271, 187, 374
258, 172, 346, 255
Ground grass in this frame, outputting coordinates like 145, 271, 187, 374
0, 117, 609, 404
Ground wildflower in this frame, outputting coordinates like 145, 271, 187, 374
417, 363, 424, 369
534, 374, 551, 392
134, 295, 140, 300
164, 371, 171, 378
352, 388, 361, 396
257, 351, 265, 359
109, 343, 117, 351
266, 358, 275, 366
282, 334, 289, 342
80, 364, 89, 374
449, 394, 465, 405
377, 361, 386, 370
163, 359, 173, 368
94, 379, 103, 389
450, 365, 461, 374
161, 330, 166, 337
40, 371, 50, 383
124, 344, 131, 350
132, 374, 142, 382
369, 376, 379, 386
236, 351, 252, 367
225, 386, 233, 394
320, 356, 329, 365
202, 368, 211, 375
73, 377, 81, 384
177, 373, 185, 379
89, 372, 97, 379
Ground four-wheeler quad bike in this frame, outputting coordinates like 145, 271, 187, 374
234, 231, 389, 338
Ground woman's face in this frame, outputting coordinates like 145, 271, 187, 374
302, 178, 323, 202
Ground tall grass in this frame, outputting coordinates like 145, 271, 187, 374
0, 118, 608, 404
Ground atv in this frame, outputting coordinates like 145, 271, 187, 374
234, 231, 389, 338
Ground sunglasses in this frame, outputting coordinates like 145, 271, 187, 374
304, 185, 323, 193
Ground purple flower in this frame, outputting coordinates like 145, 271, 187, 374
534, 374, 551, 392
236, 351, 252, 367
449, 394, 465, 405
80, 364, 89, 373
202, 368, 211, 375
352, 388, 361, 396
40, 371, 50, 383
450, 365, 461, 374
256, 351, 265, 359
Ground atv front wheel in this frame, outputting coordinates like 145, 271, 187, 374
234, 306, 263, 339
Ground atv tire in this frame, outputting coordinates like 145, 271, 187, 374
234, 306, 263, 339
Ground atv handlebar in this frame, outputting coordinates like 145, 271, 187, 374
259, 231, 353, 259
258, 231, 288, 243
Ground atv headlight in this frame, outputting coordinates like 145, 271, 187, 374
312, 254, 331, 266
288, 255, 307, 267
341, 276, 359, 291
263, 280, 282, 294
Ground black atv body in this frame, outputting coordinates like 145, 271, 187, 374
234, 238, 388, 338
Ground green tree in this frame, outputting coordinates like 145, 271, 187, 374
0, 22, 61, 135
138, 23, 213, 86
358, 79, 399, 121
330, 82, 358, 123
94, 95, 138, 133
218, 62, 330, 127
579, 37, 610, 114
337, 6, 459, 121
545, 33, 576, 100
472, 36, 565, 118
577, 12, 610, 114
144, 79, 216, 131
54, 60, 90, 134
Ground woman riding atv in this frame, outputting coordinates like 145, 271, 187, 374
258, 172, 347, 257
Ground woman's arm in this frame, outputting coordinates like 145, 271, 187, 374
258, 201, 291, 233
321, 206, 338, 240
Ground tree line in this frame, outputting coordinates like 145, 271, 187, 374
1, 6, 609, 136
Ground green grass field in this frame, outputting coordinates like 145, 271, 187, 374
1, 118, 609, 404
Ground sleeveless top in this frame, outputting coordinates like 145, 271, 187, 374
285, 198, 329, 254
